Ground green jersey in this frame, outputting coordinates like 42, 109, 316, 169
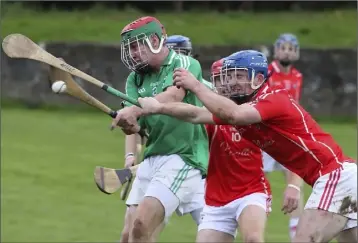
202, 78, 214, 90
124, 49, 209, 174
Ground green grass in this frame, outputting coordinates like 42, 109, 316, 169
1, 4, 356, 47
1, 108, 357, 242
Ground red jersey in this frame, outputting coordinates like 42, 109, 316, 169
268, 60, 303, 101
213, 85, 354, 186
205, 124, 271, 207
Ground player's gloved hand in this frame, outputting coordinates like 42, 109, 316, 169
138, 97, 162, 115
110, 106, 140, 135
173, 68, 200, 91
281, 184, 301, 214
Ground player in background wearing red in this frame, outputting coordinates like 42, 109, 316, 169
138, 50, 357, 243
268, 33, 302, 100
195, 59, 274, 243
263, 33, 304, 240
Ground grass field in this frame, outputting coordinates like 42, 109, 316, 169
1, 108, 356, 242
2, 4, 356, 47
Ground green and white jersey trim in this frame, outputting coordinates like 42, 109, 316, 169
173, 53, 191, 70
202, 78, 214, 90
167, 50, 176, 65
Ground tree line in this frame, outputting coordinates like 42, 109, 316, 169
7, 1, 357, 13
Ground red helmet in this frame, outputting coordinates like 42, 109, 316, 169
210, 58, 225, 95
120, 16, 167, 73
121, 16, 166, 37
211, 58, 224, 75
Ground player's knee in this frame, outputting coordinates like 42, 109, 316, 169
242, 231, 264, 243
131, 218, 148, 239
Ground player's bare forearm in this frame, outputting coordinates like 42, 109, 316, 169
155, 86, 186, 103
125, 134, 139, 158
286, 171, 304, 188
158, 102, 215, 124
191, 83, 261, 125
126, 86, 185, 119
125, 85, 185, 124
123, 134, 140, 168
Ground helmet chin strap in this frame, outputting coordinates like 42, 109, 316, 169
135, 35, 166, 74
145, 35, 166, 54
250, 70, 264, 90
231, 77, 269, 105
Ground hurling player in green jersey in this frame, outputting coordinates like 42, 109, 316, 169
125, 34, 213, 177
111, 17, 209, 243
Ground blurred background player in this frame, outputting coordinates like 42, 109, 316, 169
166, 34, 193, 56
166, 34, 214, 89
195, 58, 273, 243
113, 16, 209, 243
262, 33, 304, 241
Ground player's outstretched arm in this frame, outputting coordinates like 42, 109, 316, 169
138, 97, 215, 124
160, 102, 215, 124
192, 83, 262, 125
173, 68, 262, 125
155, 86, 186, 103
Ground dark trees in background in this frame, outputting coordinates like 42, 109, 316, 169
7, 1, 357, 13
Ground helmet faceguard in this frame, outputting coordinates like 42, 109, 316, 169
273, 33, 300, 67
166, 35, 193, 56
210, 59, 228, 97
120, 16, 167, 74
222, 50, 268, 104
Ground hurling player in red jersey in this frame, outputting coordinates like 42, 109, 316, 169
138, 50, 357, 243
263, 33, 304, 240
268, 33, 303, 100
190, 59, 273, 242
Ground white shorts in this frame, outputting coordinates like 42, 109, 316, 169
262, 152, 287, 172
198, 193, 272, 237
305, 162, 357, 230
126, 154, 205, 219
